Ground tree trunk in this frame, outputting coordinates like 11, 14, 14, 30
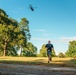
4, 42, 7, 56
4, 48, 6, 56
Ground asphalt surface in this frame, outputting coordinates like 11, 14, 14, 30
0, 63, 76, 75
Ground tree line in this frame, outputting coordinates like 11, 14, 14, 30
0, 8, 76, 58
39, 41, 76, 58
0, 8, 37, 56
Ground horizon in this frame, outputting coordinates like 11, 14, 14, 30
0, 0, 76, 55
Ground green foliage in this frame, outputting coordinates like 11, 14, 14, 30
22, 42, 37, 57
19, 18, 31, 40
52, 49, 56, 57
40, 44, 47, 57
39, 44, 56, 57
58, 52, 65, 58
0, 8, 8, 17
65, 40, 76, 57
6, 44, 18, 56
0, 8, 31, 56
0, 50, 3, 56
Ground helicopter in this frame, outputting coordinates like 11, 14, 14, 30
29, 4, 37, 11
29, 4, 34, 11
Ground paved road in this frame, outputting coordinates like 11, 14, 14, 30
0, 63, 76, 75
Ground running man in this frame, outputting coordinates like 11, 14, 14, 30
45, 40, 54, 63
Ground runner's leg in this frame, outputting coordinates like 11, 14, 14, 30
47, 55, 49, 63
50, 52, 52, 61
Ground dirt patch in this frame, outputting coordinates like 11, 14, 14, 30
0, 63, 76, 75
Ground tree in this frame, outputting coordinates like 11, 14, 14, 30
0, 8, 12, 25
0, 23, 24, 56
0, 8, 29, 56
39, 44, 56, 57
40, 44, 47, 57
19, 18, 31, 40
0, 8, 8, 17
22, 42, 37, 56
58, 52, 65, 58
65, 40, 76, 57
18, 18, 31, 56
0, 8, 19, 56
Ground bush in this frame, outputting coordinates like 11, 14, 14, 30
58, 52, 65, 58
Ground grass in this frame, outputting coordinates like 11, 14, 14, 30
0, 56, 76, 67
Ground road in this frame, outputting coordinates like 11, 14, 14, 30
0, 63, 76, 75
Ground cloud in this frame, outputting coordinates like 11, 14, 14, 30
60, 36, 76, 42
34, 29, 47, 32
34, 29, 50, 36
31, 38, 50, 42
31, 36, 76, 44
43, 33, 50, 36
31, 38, 59, 43
31, 38, 48, 41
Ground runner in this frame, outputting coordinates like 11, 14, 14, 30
45, 40, 54, 63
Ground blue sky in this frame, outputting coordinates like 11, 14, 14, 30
0, 0, 76, 55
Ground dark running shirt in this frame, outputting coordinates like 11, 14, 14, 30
45, 44, 53, 52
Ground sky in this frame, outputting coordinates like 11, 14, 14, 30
0, 0, 76, 55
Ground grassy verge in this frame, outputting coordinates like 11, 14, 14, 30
0, 57, 76, 67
